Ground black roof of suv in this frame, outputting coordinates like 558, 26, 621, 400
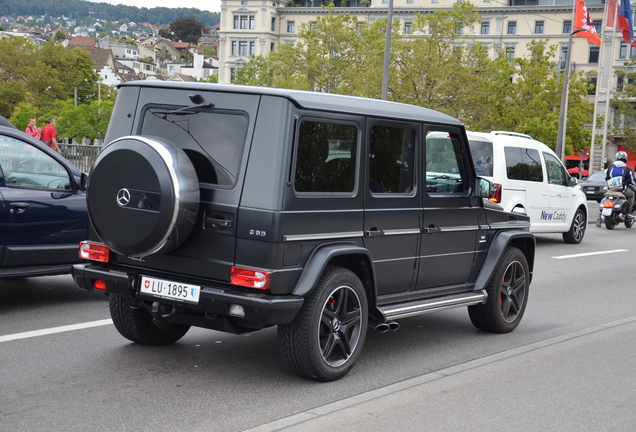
73, 82, 535, 381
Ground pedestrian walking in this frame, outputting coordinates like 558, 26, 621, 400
41, 117, 61, 154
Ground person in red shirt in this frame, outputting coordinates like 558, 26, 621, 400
25, 117, 41, 140
40, 117, 61, 154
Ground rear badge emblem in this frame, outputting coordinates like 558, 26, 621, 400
117, 188, 131, 207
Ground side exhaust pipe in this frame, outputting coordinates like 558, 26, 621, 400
370, 321, 400, 333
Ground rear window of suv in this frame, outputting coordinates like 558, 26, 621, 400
140, 105, 248, 187
504, 147, 543, 182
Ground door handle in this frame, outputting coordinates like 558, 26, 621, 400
364, 228, 383, 238
10, 202, 30, 213
424, 226, 441, 234
205, 216, 232, 228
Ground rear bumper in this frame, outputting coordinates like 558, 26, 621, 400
72, 264, 304, 326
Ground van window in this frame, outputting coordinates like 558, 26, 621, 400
369, 125, 414, 194
544, 152, 568, 186
504, 147, 543, 182
294, 120, 357, 193
140, 105, 249, 187
468, 139, 493, 177
425, 131, 468, 194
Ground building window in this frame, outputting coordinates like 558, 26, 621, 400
231, 41, 238, 56
593, 20, 602, 33
271, 42, 275, 52
230, 68, 236, 83
481, 21, 489, 35
507, 21, 516, 34
559, 46, 568, 70
620, 42, 628, 59
287, 21, 295, 33
506, 46, 515, 59
407, 0, 413, 3
250, 41, 256, 55
404, 21, 412, 34
271, 17, 276, 32
309, 21, 317, 30
234, 15, 255, 30
239, 41, 248, 56
589, 46, 600, 63
563, 20, 572, 33
535, 20, 544, 34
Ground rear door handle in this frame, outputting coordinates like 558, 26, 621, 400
364, 228, 383, 238
10, 202, 30, 213
424, 226, 441, 234
206, 217, 233, 228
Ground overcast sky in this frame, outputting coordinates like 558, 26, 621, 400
92, 0, 221, 13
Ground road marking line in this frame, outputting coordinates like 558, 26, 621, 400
0, 319, 113, 343
552, 249, 628, 260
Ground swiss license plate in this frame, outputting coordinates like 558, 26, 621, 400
602, 208, 613, 216
139, 276, 201, 304
586, 190, 594, 194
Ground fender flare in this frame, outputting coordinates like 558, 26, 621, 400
474, 231, 535, 292
292, 243, 376, 298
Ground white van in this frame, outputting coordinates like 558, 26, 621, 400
467, 131, 588, 244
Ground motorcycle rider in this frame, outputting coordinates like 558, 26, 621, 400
605, 151, 636, 219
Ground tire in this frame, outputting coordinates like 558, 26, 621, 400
468, 247, 529, 333
625, 218, 634, 228
88, 136, 200, 258
278, 267, 368, 381
562, 208, 586, 244
605, 215, 616, 230
109, 295, 190, 346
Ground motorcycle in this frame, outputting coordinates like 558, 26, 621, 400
600, 184, 636, 229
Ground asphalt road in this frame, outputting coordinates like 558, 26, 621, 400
2, 219, 636, 432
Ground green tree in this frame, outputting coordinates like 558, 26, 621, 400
611, 62, 636, 154
199, 74, 218, 83
58, 99, 114, 143
168, 16, 205, 43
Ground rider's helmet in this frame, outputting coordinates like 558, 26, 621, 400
615, 151, 628, 162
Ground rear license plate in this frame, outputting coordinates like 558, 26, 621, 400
602, 208, 613, 216
139, 276, 201, 304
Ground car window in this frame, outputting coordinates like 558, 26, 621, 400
504, 147, 543, 182
0, 135, 72, 190
468, 139, 493, 177
140, 105, 249, 187
544, 152, 569, 186
294, 120, 358, 193
369, 125, 415, 194
587, 171, 605, 182
425, 131, 468, 194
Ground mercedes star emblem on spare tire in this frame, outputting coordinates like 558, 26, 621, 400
117, 188, 131, 207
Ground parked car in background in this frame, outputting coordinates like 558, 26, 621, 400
467, 131, 588, 244
0, 122, 87, 278
575, 170, 607, 202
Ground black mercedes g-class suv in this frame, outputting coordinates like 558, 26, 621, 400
73, 82, 535, 381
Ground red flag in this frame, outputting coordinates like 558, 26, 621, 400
573, 0, 601, 46
607, 0, 617, 28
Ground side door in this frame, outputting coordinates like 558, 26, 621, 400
363, 120, 420, 296
543, 152, 575, 230
504, 145, 548, 229
0, 135, 86, 268
416, 127, 480, 290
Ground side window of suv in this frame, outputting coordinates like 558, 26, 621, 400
294, 120, 358, 193
544, 152, 568, 186
504, 147, 543, 182
369, 125, 415, 194
425, 130, 468, 194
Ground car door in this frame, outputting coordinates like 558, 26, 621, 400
543, 152, 575, 230
0, 135, 86, 268
363, 119, 420, 295
416, 127, 480, 290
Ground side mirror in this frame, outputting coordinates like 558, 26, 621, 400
79, 172, 88, 191
569, 176, 578, 186
476, 177, 493, 198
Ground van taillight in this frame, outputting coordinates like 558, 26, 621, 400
489, 183, 502, 203
231, 267, 271, 290
79, 241, 112, 263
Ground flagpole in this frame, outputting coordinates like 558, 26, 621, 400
600, 3, 620, 170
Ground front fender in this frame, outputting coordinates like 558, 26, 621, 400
474, 231, 535, 291
292, 243, 375, 298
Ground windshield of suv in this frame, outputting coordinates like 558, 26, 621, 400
140, 105, 248, 187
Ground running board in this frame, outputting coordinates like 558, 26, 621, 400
378, 291, 487, 321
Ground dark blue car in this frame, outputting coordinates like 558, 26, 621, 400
0, 122, 87, 278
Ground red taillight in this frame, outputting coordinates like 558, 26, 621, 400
603, 200, 615, 208
489, 183, 502, 203
230, 267, 271, 290
79, 241, 112, 263
93, 280, 107, 290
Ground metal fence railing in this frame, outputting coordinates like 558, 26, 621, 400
59, 143, 103, 172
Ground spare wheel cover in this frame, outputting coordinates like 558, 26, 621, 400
88, 136, 200, 258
